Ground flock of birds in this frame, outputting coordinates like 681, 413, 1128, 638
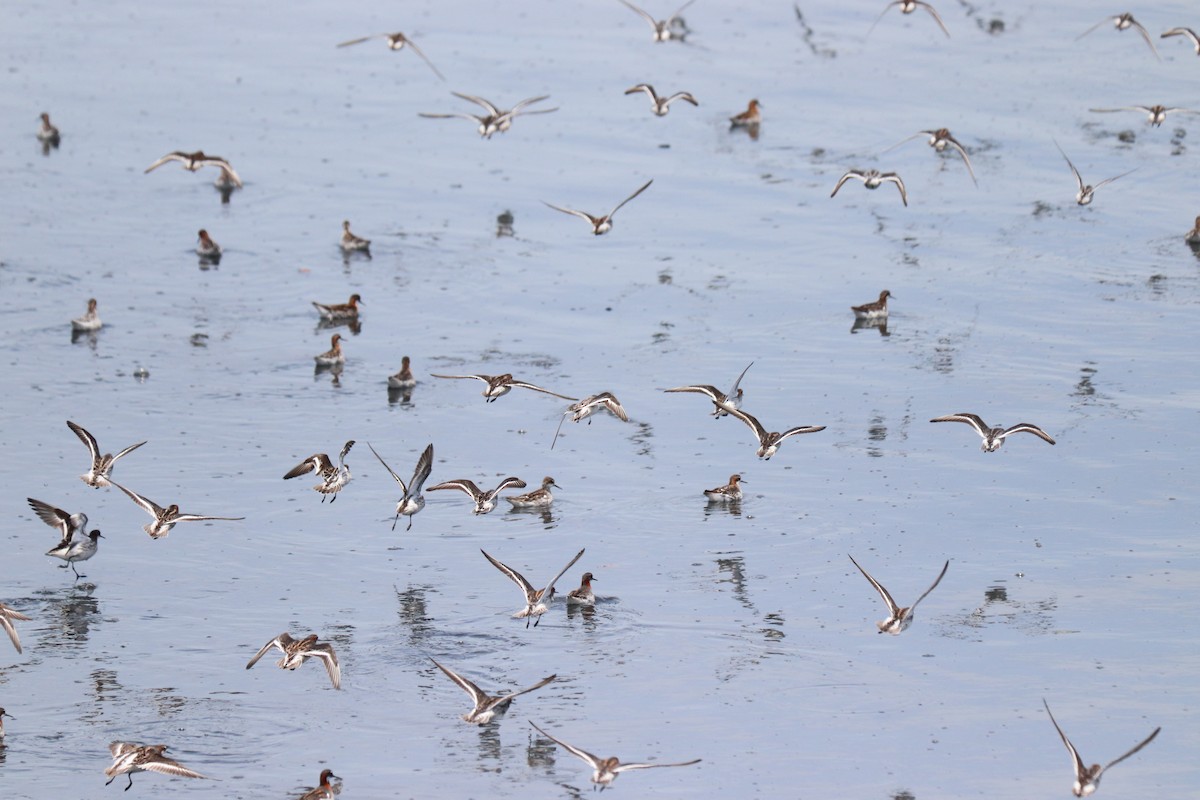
10, 1, 1192, 797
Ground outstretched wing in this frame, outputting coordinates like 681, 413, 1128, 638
614, 758, 702, 774
430, 658, 488, 706
608, 179, 654, 219
246, 634, 289, 669
848, 554, 901, 616
929, 413, 990, 437
529, 721, 603, 770
542, 548, 587, 601
542, 201, 604, 227
481, 549, 537, 597
908, 559, 950, 614
368, 443, 409, 494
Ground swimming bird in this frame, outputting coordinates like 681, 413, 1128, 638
543, 179, 654, 235
430, 657, 555, 724
71, 298, 102, 331
869, 0, 950, 38
567, 572, 597, 606
312, 294, 363, 321
1185, 216, 1200, 245
727, 408, 826, 460
624, 84, 698, 116
1088, 104, 1200, 127
144, 151, 243, 187
195, 229, 221, 259
1077, 13, 1159, 59
703, 474, 744, 502
729, 99, 762, 128
888, 128, 976, 184
0, 708, 11, 738
388, 356, 417, 389
314, 334, 346, 366
336, 31, 445, 79
108, 480, 245, 538
848, 554, 948, 634
552, 392, 630, 449
1054, 143, 1134, 206
246, 632, 341, 689
1, 603, 32, 654
1042, 699, 1160, 797
1161, 27, 1200, 55
851, 290, 893, 320
37, 112, 60, 143
480, 547, 585, 627
929, 413, 1056, 451
664, 361, 754, 419
617, 0, 696, 42
283, 441, 355, 502
429, 476, 527, 515
419, 93, 556, 139
367, 442, 433, 530
340, 220, 371, 252
506, 476, 559, 508
297, 768, 341, 800
105, 742, 207, 791
66, 420, 146, 489
529, 721, 701, 789
430, 372, 577, 403
831, 169, 908, 206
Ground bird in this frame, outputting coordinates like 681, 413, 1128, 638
388, 356, 417, 389
37, 112, 60, 143
505, 476, 559, 508
45, 529, 104, 579
664, 361, 754, 419
27, 497, 104, 578
297, 768, 341, 800
869, 1, 950, 38
480, 547, 585, 627
727, 408, 826, 460
1054, 143, 1134, 207
567, 572, 597, 606
1042, 699, 1161, 797
542, 179, 654, 235
888, 128, 976, 184
529, 721, 701, 789
617, 0, 696, 42
246, 633, 341, 690
430, 372, 577, 403
624, 84, 698, 116
1077, 13, 1159, 59
195, 229, 221, 259
336, 31, 445, 79
1161, 27, 1200, 55
105, 742, 207, 791
428, 476, 527, 515
0, 707, 12, 739
1, 603, 32, 654
703, 474, 744, 502
1088, 105, 1200, 127
851, 290, 893, 320
1185, 216, 1200, 245
429, 657, 555, 724
108, 480, 245, 538
552, 392, 630, 449
831, 169, 908, 206
419, 93, 556, 139
66, 420, 146, 489
847, 554, 948, 634
283, 441, 355, 503
729, 99, 762, 128
71, 298, 102, 331
314, 334, 346, 366
144, 151, 243, 187
367, 442, 433, 530
930, 413, 1056, 451
312, 294, 363, 321
340, 220, 371, 252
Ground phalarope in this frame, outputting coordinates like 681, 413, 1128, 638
313, 294, 363, 321
529, 721, 701, 789
108, 480, 245, 538
367, 442, 433, 530
869, 0, 950, 38
567, 572, 597, 605
730, 99, 762, 128
430, 372, 577, 403
1, 603, 32, 654
543, 178, 653, 235
429, 476, 527, 515
848, 554, 948, 634
72, 298, 102, 331
727, 408, 825, 460
1088, 104, 1200, 127
430, 657, 555, 724
930, 413, 1056, 451
831, 169, 908, 206
624, 84, 698, 116
195, 229, 221, 259
664, 361, 754, 419
1185, 216, 1200, 245
284, 440, 355, 503
618, 0, 696, 42
420, 93, 557, 139
704, 474, 744, 502
66, 420, 146, 489
851, 290, 893, 320
336, 31, 445, 80
506, 476, 559, 508
27, 498, 100, 577
46, 529, 104, 579
105, 742, 207, 791
144, 151, 243, 187
1161, 27, 1200, 55
1054, 143, 1134, 207
0, 708, 12, 738
37, 112, 60, 143
481, 547, 585, 627
246, 632, 341, 689
388, 356, 417, 389
314, 334, 346, 366
552, 392, 630, 449
1042, 698, 1160, 797
297, 769, 340, 800
340, 220, 371, 252
889, 128, 976, 185
1078, 13, 1159, 59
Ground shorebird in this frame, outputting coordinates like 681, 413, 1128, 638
505, 476, 559, 508
246, 632, 341, 689
480, 547, 585, 626
869, 0, 950, 38
419, 93, 556, 138
28, 497, 104, 578
1, 603, 32, 654
543, 179, 654, 235
851, 290, 893, 320
617, 0, 696, 42
336, 31, 445, 79
297, 769, 341, 800
664, 361, 754, 419
108, 481, 245, 538
194, 229, 222, 260
0, 707, 12, 738
429, 476, 527, 515
72, 298, 102, 331
624, 84, 698, 116
703, 474, 744, 502
1161, 27, 1200, 55
848, 554, 948, 634
529, 721, 701, 789
1077, 13, 1159, 59
312, 294, 363, 321
388, 355, 417, 389
367, 442, 433, 530
340, 220, 371, 252
831, 169, 908, 206
314, 334, 346, 366
567, 572, 597, 605
66, 420, 146, 489
45, 529, 104, 579
430, 372, 577, 403
727, 408, 825, 460
552, 392, 630, 449
144, 151, 243, 187
888, 128, 976, 184
1042, 699, 1161, 797
283, 441, 355, 502
1088, 104, 1200, 127
430, 657, 555, 724
1185, 216, 1200, 245
729, 99, 762, 128
37, 112, 60, 143
105, 743, 207, 791
1054, 143, 1134, 206
930, 413, 1056, 451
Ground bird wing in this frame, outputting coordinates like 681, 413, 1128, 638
1092, 168, 1137, 190
929, 413, 990, 437
336, 33, 384, 47
508, 95, 551, 114
431, 658, 488, 706
486, 477, 528, 502
664, 92, 699, 107
776, 425, 827, 443
908, 559, 950, 613
1, 614, 25, 653
727, 361, 754, 399
481, 549, 537, 598
143, 152, 189, 173
664, 384, 723, 400
830, 171, 860, 198
169, 513, 245, 523
916, 1, 950, 37
141, 757, 207, 780
246, 634, 289, 669
409, 443, 434, 495
430, 373, 490, 383
618, 0, 658, 30
542, 201, 603, 227
541, 548, 587, 601
1001, 424, 1056, 445
727, 408, 769, 444
66, 420, 102, 463
284, 454, 329, 479
501, 673, 556, 701
529, 721, 603, 769
197, 157, 243, 186
368, 443, 409, 494
1043, 700, 1090, 781
110, 741, 139, 758
338, 440, 355, 468
26, 497, 74, 538
625, 83, 659, 102
867, 1, 903, 37
848, 554, 901, 616
883, 173, 908, 206
1075, 16, 1114, 41
1127, 18, 1160, 59
508, 379, 578, 401
402, 37, 445, 80
451, 92, 502, 116
608, 179, 654, 219
942, 136, 978, 185
428, 479, 484, 500
668, 0, 698, 24
306, 644, 341, 689
614, 759, 703, 773
1101, 726, 1161, 773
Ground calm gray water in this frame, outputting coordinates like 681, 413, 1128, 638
2, 1, 1198, 798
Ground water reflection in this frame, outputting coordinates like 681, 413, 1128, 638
952, 582, 1058, 638
730, 121, 760, 141
851, 317, 889, 336
893, 790, 917, 800
703, 498, 742, 518
197, 252, 221, 270
715, 555, 755, 612
564, 602, 597, 628
316, 317, 362, 336
792, 5, 837, 59
80, 668, 121, 726
149, 687, 188, 719
341, 249, 372, 269
70, 328, 100, 350
473, 723, 503, 770
395, 585, 435, 647
314, 362, 344, 387
387, 386, 414, 406
866, 413, 888, 458
507, 506, 555, 527
496, 210, 514, 238
36, 583, 102, 649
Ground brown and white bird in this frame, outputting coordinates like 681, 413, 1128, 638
481, 547, 585, 626
336, 31, 445, 79
1042, 699, 1160, 797
529, 721, 701, 789
430, 372, 576, 403
429, 476, 527, 515
66, 420, 146, 489
104, 742, 207, 791
1077, 13, 1159, 59
869, 1, 951, 38
727, 408, 826, 460
624, 84, 698, 116
108, 481, 245, 538
543, 179, 654, 235
848, 554, 948, 634
1161, 27, 1200, 55
831, 169, 908, 206
703, 474, 744, 502
283, 441, 355, 502
930, 413, 1056, 451
729, 99, 762, 128
246, 632, 341, 689
430, 657, 555, 724
851, 290, 893, 320
312, 294, 363, 321
144, 151, 243, 187
617, 0, 696, 42
340, 220, 371, 252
